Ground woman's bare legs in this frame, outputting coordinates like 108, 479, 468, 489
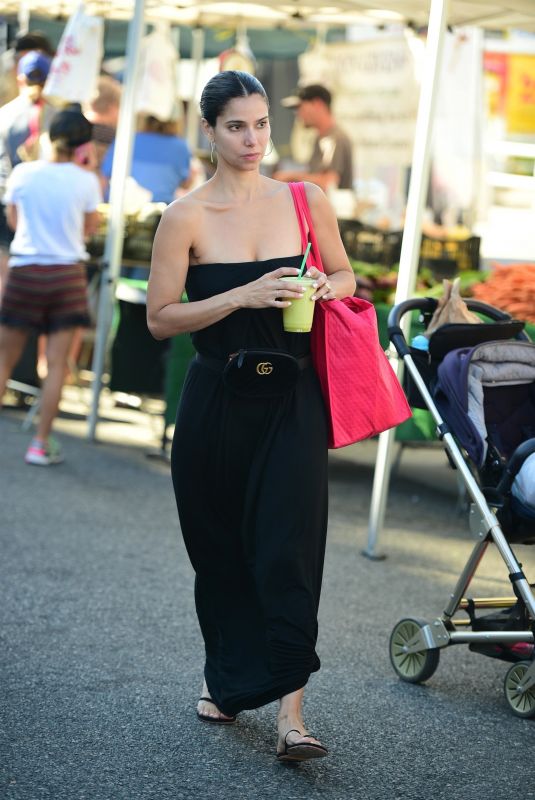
277, 687, 325, 756
0, 324, 30, 401
197, 679, 235, 722
34, 328, 75, 441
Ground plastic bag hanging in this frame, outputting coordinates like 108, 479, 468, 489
135, 23, 179, 122
43, 3, 104, 107
425, 277, 482, 338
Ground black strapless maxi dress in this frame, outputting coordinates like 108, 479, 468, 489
171, 256, 328, 717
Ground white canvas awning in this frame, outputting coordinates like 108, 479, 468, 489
6, 0, 535, 29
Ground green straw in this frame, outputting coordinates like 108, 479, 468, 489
298, 242, 312, 278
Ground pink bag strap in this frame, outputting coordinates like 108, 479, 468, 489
28, 100, 42, 139
23, 99, 43, 151
288, 182, 325, 273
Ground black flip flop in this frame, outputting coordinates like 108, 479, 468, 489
276, 729, 328, 762
196, 696, 237, 725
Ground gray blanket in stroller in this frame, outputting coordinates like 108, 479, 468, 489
435, 340, 535, 467
467, 342, 535, 463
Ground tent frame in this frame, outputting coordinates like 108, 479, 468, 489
362, 0, 451, 559
87, 0, 146, 438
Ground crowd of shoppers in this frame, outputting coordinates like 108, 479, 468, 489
0, 25, 354, 477
0, 105, 101, 465
0, 30, 194, 464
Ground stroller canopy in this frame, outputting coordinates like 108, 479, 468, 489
435, 340, 535, 466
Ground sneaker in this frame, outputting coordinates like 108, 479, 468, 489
25, 437, 64, 466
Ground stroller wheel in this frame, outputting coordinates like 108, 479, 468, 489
389, 618, 440, 684
504, 661, 535, 718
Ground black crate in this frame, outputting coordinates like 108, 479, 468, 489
419, 234, 481, 279
338, 220, 403, 267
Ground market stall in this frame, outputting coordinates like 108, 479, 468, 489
6, 0, 535, 558
89, 199, 533, 442
86, 203, 195, 435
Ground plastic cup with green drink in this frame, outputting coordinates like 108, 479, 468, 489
280, 244, 316, 333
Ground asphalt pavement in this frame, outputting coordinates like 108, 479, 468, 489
1, 386, 534, 800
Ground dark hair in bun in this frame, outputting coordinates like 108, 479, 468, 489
200, 71, 268, 127
49, 104, 93, 149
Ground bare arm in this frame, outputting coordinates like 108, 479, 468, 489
84, 210, 99, 238
100, 175, 109, 198
146, 200, 305, 340
303, 182, 356, 301
6, 203, 17, 231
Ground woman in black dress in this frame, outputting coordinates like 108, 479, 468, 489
147, 71, 355, 761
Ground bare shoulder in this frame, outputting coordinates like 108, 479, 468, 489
302, 181, 329, 211
156, 193, 203, 252
302, 182, 336, 226
161, 191, 201, 226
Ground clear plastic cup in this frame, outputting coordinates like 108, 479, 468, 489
280, 276, 316, 333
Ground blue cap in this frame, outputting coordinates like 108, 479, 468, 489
17, 51, 52, 84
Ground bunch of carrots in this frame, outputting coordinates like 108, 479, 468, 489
471, 263, 535, 323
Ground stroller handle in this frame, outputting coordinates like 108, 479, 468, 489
387, 297, 519, 357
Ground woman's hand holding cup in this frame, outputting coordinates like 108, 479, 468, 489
306, 266, 336, 302
236, 267, 305, 309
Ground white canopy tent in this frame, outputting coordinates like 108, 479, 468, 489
360, 2, 535, 559
7, 0, 535, 29
5, 1, 535, 534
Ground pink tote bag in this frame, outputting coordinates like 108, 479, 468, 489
288, 182, 412, 448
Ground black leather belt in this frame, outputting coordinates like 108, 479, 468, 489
195, 353, 311, 373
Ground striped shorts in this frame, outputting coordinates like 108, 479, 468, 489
0, 263, 91, 333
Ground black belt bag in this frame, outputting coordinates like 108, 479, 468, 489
196, 350, 311, 398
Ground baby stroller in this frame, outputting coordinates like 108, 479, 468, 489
387, 297, 535, 718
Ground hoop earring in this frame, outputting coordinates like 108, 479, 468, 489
263, 138, 274, 159
210, 141, 215, 164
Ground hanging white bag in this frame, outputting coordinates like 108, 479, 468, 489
135, 23, 178, 121
43, 3, 104, 107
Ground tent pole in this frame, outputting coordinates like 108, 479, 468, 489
17, 1, 30, 35
87, 0, 146, 440
186, 26, 205, 150
362, 0, 450, 559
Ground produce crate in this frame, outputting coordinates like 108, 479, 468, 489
419, 234, 481, 279
86, 203, 164, 264
338, 220, 403, 267
86, 204, 119, 259
122, 206, 164, 263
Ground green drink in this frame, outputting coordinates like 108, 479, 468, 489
280, 276, 316, 333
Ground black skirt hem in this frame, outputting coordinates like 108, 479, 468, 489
209, 672, 317, 718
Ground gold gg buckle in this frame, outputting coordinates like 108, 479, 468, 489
256, 361, 274, 375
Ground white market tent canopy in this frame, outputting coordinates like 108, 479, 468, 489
6, 0, 535, 29
6, 0, 535, 555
